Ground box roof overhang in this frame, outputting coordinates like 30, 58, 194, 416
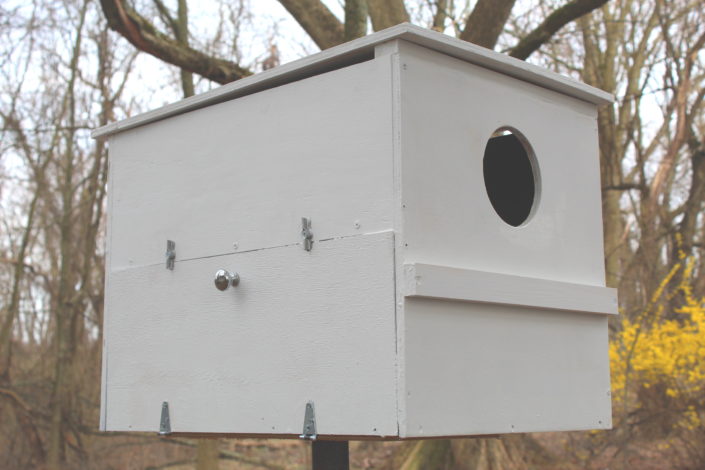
93, 23, 613, 139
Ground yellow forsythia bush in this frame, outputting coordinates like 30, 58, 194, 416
610, 256, 705, 429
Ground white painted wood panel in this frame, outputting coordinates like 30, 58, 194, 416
108, 56, 394, 270
103, 231, 398, 437
402, 298, 612, 437
397, 41, 607, 286
404, 263, 618, 315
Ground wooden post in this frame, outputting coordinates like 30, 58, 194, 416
312, 441, 349, 470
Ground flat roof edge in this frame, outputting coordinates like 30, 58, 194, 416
395, 26, 614, 106
93, 24, 613, 139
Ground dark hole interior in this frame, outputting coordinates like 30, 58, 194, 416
482, 131, 536, 227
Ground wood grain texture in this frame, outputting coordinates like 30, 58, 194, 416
388, 46, 408, 441
92, 24, 612, 139
397, 41, 607, 287
103, 231, 398, 436
404, 263, 618, 315
402, 298, 612, 437
108, 56, 394, 270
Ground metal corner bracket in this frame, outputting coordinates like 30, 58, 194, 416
299, 401, 317, 440
159, 401, 171, 435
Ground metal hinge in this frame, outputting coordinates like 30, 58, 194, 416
301, 218, 313, 251
299, 401, 317, 440
166, 240, 176, 270
159, 401, 171, 435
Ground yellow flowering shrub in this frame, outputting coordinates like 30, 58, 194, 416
610, 256, 705, 430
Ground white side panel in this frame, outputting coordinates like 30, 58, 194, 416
398, 41, 606, 286
108, 56, 394, 270
104, 231, 398, 437
403, 299, 612, 437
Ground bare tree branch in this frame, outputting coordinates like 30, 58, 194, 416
175, 0, 194, 97
461, 0, 516, 48
277, 0, 344, 49
152, 0, 178, 33
99, 0, 250, 84
152, 0, 194, 97
509, 0, 610, 60
367, 0, 409, 31
676, 131, 705, 255
432, 0, 449, 31
344, 0, 368, 41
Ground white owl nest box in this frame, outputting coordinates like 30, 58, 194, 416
93, 24, 617, 439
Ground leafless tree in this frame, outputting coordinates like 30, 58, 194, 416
2, 0, 704, 469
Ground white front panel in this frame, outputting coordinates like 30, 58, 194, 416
103, 232, 398, 437
393, 43, 613, 437
402, 298, 612, 437
108, 56, 394, 270
398, 42, 606, 286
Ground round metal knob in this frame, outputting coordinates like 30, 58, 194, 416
214, 269, 240, 291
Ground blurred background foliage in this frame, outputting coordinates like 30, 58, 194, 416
1, 0, 704, 469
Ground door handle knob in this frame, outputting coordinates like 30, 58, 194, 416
214, 269, 240, 291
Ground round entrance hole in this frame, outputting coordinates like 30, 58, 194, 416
482, 128, 539, 227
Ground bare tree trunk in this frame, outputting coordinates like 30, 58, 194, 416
0, 160, 41, 382
344, 0, 368, 41
47, 3, 90, 468
432, 0, 449, 31
367, 0, 409, 31
176, 0, 194, 97
155, 0, 194, 97
461, 0, 516, 48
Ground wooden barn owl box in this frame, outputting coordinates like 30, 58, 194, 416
93, 24, 617, 439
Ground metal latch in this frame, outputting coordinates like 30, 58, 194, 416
166, 240, 176, 270
301, 218, 313, 251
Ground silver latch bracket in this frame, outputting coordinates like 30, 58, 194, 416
159, 401, 171, 435
301, 218, 313, 251
166, 240, 176, 270
299, 401, 317, 440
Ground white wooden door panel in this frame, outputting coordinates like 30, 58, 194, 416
402, 298, 612, 437
108, 56, 394, 271
103, 231, 398, 437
